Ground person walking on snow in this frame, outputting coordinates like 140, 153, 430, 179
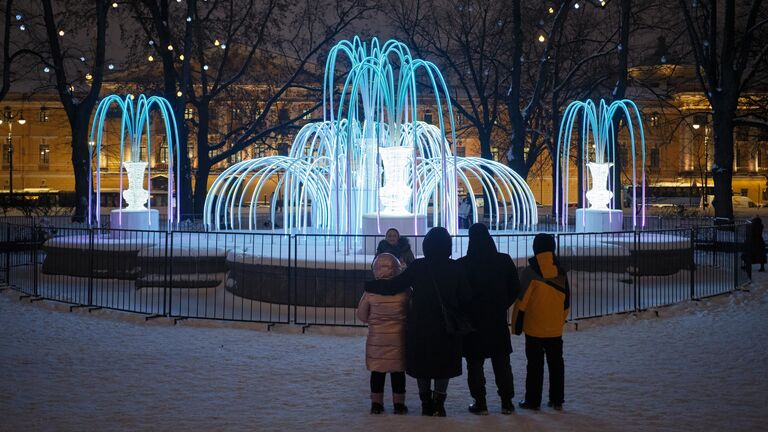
357, 253, 410, 415
513, 233, 570, 411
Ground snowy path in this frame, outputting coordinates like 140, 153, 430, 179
1, 274, 767, 431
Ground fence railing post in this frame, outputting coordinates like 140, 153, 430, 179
32, 221, 39, 296
87, 227, 94, 306
164, 231, 172, 317
633, 229, 640, 312
4, 224, 9, 286
690, 227, 696, 300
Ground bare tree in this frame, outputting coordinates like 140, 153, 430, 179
131, 0, 372, 216
678, 0, 768, 222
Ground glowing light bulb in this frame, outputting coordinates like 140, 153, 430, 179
538, 35, 546, 43
79, 56, 86, 62
186, 16, 192, 22
179, 54, 184, 61
213, 39, 220, 46
19, 24, 25, 31
15, 14, 22, 20
148, 55, 154, 62
149, 40, 154, 45
203, 64, 209, 70
574, 2, 580, 9
176, 90, 182, 97
58, 29, 64, 36
167, 44, 173, 51
548, 6, 554, 13
112, 2, 118, 7
43, 66, 50, 73
220, 44, 226, 49
108, 64, 114, 70
85, 73, 93, 80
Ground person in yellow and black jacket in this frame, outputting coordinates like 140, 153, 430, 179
512, 233, 570, 411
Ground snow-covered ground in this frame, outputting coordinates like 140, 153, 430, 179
1, 271, 767, 431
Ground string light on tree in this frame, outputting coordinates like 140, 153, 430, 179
58, 29, 64, 36
179, 54, 184, 61
574, 2, 580, 8
213, 39, 220, 46
85, 73, 93, 81
19, 24, 25, 31
43, 66, 50, 73
186, 16, 192, 22
167, 44, 173, 51
176, 90, 182, 97
112, 2, 118, 7
548, 6, 554, 13
203, 64, 209, 70
80, 56, 86, 62
15, 14, 22, 20
538, 34, 546, 43
148, 55, 154, 62
221, 44, 226, 49
108, 64, 115, 70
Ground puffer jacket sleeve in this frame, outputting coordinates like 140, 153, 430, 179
357, 292, 371, 323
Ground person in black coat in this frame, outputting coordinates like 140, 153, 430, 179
751, 216, 766, 272
375, 228, 416, 266
365, 226, 472, 417
457, 223, 520, 415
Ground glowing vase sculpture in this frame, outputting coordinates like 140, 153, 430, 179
585, 162, 613, 210
556, 99, 647, 232
204, 37, 538, 237
88, 94, 181, 230
121, 161, 150, 211
379, 146, 413, 214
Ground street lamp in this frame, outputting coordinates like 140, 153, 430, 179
1, 106, 26, 200
693, 114, 709, 208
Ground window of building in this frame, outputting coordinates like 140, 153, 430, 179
39, 107, 49, 122
184, 107, 194, 120
456, 146, 466, 157
650, 148, 660, 168
39, 140, 50, 167
649, 113, 659, 128
491, 146, 499, 161
424, 109, 433, 124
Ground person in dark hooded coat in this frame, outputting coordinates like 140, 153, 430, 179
457, 223, 520, 415
365, 226, 472, 417
375, 228, 416, 266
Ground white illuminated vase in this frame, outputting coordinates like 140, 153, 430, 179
585, 162, 613, 209
122, 161, 149, 211
379, 146, 413, 214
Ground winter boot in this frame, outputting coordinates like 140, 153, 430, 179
468, 398, 489, 415
393, 393, 408, 415
501, 398, 515, 415
370, 393, 384, 414
419, 391, 433, 416
432, 391, 447, 417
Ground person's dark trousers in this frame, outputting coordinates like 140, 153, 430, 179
524, 335, 564, 407
371, 371, 406, 394
466, 355, 514, 401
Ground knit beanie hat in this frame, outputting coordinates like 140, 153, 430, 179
533, 233, 556, 255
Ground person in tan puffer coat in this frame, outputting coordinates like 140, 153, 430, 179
357, 253, 410, 415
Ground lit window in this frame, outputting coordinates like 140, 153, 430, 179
424, 109, 433, 124
184, 107, 194, 120
39, 139, 50, 167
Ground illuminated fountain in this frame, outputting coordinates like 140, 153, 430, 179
556, 99, 646, 232
204, 37, 537, 240
89, 94, 182, 230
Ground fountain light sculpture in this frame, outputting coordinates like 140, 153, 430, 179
204, 37, 537, 238
555, 99, 646, 232
88, 94, 182, 230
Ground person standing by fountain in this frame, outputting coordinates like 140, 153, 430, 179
458, 223, 519, 415
376, 228, 415, 267
365, 227, 472, 417
459, 194, 473, 229
357, 253, 410, 415
513, 233, 570, 411
751, 216, 766, 272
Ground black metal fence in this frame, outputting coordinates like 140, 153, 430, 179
0, 219, 750, 328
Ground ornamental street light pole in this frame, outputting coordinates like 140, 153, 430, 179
1, 106, 27, 202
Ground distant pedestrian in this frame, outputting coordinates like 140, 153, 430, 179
376, 228, 415, 267
365, 227, 472, 417
751, 216, 766, 272
458, 223, 520, 415
459, 194, 473, 229
357, 253, 409, 415
513, 233, 570, 411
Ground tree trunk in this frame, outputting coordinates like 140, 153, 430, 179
70, 112, 92, 223
193, 105, 210, 216
711, 107, 735, 223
